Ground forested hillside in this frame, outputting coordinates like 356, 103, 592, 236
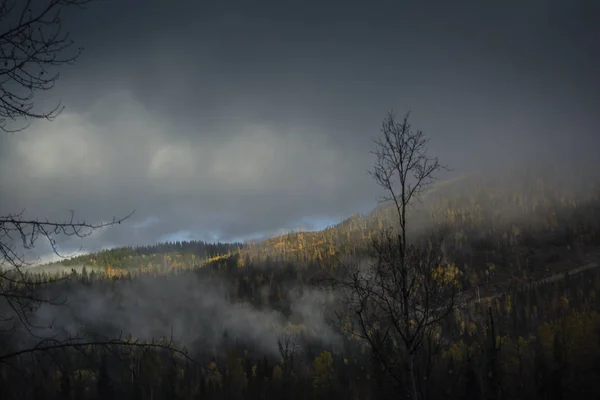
4, 163, 600, 399
35, 240, 243, 278
43, 160, 600, 291
3, 231, 600, 399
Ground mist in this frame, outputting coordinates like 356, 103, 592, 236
10, 270, 342, 361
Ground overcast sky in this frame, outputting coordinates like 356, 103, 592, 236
1, 0, 599, 262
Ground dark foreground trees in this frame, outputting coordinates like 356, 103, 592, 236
333, 112, 460, 400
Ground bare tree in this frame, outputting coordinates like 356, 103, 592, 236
334, 112, 459, 400
0, 0, 95, 132
0, 209, 134, 335
0, 0, 119, 334
0, 0, 190, 372
276, 332, 300, 379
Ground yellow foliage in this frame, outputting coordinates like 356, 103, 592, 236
313, 351, 334, 388
207, 254, 227, 264
495, 335, 505, 348
505, 295, 512, 315
467, 322, 478, 336
432, 263, 461, 285
503, 336, 529, 376
227, 356, 247, 390
206, 361, 223, 388
272, 364, 283, 381
445, 341, 466, 362
560, 295, 569, 309
73, 369, 96, 382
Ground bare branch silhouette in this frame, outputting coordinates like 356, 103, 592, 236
0, 0, 95, 132
0, 3, 195, 387
0, 334, 196, 365
330, 111, 458, 400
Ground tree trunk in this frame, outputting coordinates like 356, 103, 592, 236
408, 353, 419, 400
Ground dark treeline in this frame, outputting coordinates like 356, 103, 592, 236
2, 250, 600, 399
54, 240, 243, 270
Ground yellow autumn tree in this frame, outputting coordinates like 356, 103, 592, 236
206, 361, 223, 389
272, 364, 283, 381
226, 354, 247, 396
313, 351, 334, 390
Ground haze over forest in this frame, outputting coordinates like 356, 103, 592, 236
0, 1, 599, 400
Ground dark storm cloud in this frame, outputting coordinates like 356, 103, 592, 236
1, 0, 598, 261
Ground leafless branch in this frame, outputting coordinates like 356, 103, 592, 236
0, 335, 196, 365
0, 210, 134, 334
331, 111, 456, 400
0, 0, 94, 132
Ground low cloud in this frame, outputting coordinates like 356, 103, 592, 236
0, 90, 378, 259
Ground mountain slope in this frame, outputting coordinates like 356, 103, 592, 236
37, 161, 600, 291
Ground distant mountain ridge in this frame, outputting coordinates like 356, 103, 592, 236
36, 161, 600, 289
